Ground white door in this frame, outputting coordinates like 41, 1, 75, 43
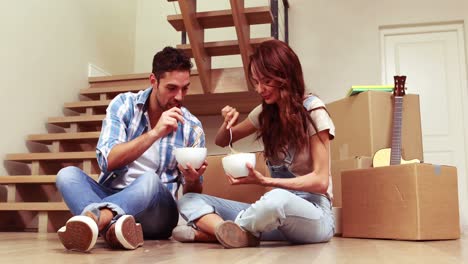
381, 23, 468, 230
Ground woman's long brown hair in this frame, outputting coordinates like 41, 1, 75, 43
248, 40, 322, 159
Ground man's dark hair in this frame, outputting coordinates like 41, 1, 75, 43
152, 47, 193, 82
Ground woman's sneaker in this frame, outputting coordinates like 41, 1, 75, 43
215, 220, 260, 249
57, 215, 99, 252
171, 225, 196, 242
103, 215, 144, 250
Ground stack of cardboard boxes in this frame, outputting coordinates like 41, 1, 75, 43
327, 91, 460, 240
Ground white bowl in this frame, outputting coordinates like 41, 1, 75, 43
222, 153, 256, 178
173, 147, 207, 169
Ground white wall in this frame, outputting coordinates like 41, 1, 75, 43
83, 0, 136, 75
0, 0, 136, 175
133, 0, 180, 73
289, 0, 468, 103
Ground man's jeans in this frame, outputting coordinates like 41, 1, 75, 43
178, 189, 335, 243
56, 166, 179, 239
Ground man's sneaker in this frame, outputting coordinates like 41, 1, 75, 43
215, 220, 260, 249
171, 225, 196, 242
57, 215, 99, 252
103, 215, 144, 250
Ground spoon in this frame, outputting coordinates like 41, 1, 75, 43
192, 126, 203, 147
228, 128, 238, 154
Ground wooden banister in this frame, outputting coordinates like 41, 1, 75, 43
178, 0, 212, 94
230, 0, 254, 91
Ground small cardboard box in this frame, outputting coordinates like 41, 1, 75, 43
202, 152, 269, 204
342, 163, 460, 240
331, 156, 373, 207
333, 207, 342, 236
326, 91, 423, 161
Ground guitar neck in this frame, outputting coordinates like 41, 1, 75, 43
390, 96, 403, 165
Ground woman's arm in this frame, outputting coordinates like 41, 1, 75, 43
228, 130, 331, 194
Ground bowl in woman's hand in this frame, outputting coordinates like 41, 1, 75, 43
222, 152, 256, 178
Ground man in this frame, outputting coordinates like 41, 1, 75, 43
56, 47, 206, 252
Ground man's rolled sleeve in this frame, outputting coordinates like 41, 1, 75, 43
96, 95, 131, 173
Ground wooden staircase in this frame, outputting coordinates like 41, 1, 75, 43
0, 0, 278, 232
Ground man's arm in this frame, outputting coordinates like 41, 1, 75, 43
106, 130, 160, 172
107, 107, 185, 171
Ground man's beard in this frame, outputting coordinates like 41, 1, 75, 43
157, 97, 182, 110
155, 86, 182, 110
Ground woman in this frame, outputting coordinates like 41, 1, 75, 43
172, 39, 335, 248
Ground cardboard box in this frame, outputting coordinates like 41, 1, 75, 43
202, 152, 269, 204
333, 207, 342, 236
331, 156, 373, 207
342, 163, 460, 240
326, 91, 423, 161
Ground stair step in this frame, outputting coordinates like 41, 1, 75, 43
66, 90, 260, 116
64, 100, 111, 114
48, 115, 105, 128
81, 67, 251, 101
0, 175, 99, 184
167, 6, 272, 31
177, 37, 272, 57
82, 70, 200, 99
80, 86, 145, 100
184, 91, 261, 115
87, 71, 199, 88
0, 175, 57, 184
88, 73, 150, 84
5, 152, 96, 163
28, 132, 100, 144
0, 202, 68, 211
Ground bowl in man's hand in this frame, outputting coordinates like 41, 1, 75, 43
174, 147, 207, 169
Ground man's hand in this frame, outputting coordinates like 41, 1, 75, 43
178, 160, 208, 184
151, 107, 184, 139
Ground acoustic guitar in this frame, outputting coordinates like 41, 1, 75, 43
372, 75, 421, 167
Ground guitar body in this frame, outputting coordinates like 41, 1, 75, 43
373, 148, 421, 167
372, 75, 423, 167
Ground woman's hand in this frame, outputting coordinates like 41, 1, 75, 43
226, 163, 267, 185
221, 105, 240, 130
178, 160, 208, 184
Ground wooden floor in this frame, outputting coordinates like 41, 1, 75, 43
1, 232, 467, 263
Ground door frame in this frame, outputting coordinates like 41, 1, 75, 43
379, 21, 468, 230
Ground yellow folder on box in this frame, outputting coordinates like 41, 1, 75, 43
347, 85, 393, 96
